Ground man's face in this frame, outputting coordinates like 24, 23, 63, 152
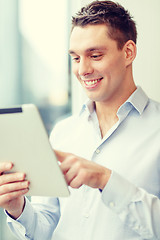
69, 24, 128, 103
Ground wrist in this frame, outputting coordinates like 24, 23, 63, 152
100, 168, 111, 190
7, 197, 25, 220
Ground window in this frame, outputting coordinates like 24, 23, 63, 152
0, 1, 71, 239
19, 0, 71, 134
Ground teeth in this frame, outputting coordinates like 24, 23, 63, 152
85, 79, 99, 86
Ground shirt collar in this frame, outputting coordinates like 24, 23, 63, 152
123, 86, 149, 115
80, 86, 149, 117
79, 99, 95, 117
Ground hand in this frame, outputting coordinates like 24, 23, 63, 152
0, 162, 30, 219
54, 150, 111, 190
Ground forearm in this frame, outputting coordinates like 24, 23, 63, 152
102, 171, 160, 240
6, 197, 60, 240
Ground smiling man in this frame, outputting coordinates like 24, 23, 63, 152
1, 1, 160, 240
69, 24, 136, 104
69, 23, 137, 136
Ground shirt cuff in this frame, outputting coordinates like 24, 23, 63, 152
6, 197, 35, 236
101, 171, 138, 213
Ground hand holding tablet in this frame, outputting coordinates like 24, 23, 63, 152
0, 104, 69, 197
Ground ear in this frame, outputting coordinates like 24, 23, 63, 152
124, 40, 137, 67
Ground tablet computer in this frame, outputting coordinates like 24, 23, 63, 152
0, 104, 70, 197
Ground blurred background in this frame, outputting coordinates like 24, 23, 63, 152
0, 0, 160, 239
0, 0, 71, 135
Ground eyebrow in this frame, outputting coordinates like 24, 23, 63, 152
68, 46, 107, 55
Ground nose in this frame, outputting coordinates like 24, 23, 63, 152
78, 58, 93, 77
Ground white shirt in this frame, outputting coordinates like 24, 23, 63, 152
7, 87, 160, 240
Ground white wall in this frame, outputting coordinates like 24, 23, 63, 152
120, 0, 160, 101
71, 0, 160, 113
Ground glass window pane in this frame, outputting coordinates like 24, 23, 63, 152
0, 1, 71, 239
19, 0, 71, 134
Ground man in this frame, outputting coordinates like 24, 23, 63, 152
0, 1, 160, 239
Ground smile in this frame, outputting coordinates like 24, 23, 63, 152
83, 78, 103, 87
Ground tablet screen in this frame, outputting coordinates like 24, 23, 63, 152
0, 104, 69, 197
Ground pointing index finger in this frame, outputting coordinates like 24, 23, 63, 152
54, 150, 70, 163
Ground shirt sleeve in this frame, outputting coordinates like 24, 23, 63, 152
101, 171, 160, 240
6, 196, 60, 240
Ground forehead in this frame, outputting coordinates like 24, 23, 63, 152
69, 24, 117, 53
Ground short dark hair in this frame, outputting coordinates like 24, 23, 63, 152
72, 1, 137, 49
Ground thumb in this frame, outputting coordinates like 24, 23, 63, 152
54, 149, 70, 163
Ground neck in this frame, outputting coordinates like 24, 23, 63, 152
96, 83, 136, 117
95, 77, 136, 138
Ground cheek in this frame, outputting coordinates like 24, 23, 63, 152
94, 60, 112, 78
72, 65, 82, 84
72, 62, 81, 73
72, 63, 76, 73
103, 55, 125, 77
72, 64, 78, 77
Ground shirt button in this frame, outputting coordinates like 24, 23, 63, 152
95, 149, 100, 154
109, 201, 115, 208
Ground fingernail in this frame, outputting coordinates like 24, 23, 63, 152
19, 173, 25, 179
22, 181, 28, 187
26, 181, 30, 186
6, 163, 12, 168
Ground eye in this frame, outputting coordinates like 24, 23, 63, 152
71, 56, 80, 63
91, 54, 103, 60
73, 57, 80, 62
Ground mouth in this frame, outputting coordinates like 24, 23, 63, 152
82, 77, 103, 88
